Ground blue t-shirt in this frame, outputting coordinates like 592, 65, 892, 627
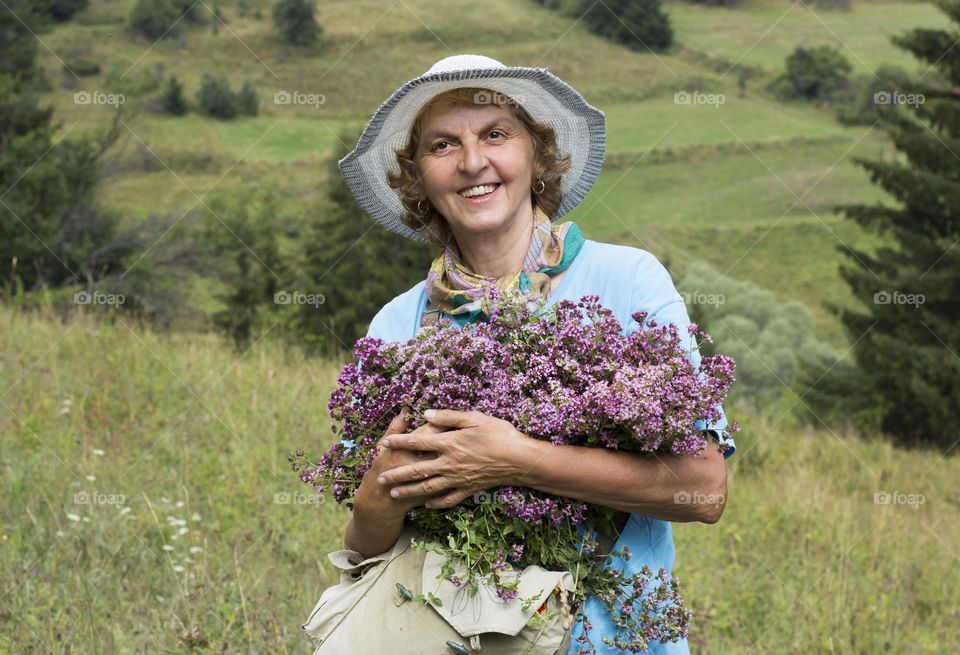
366, 238, 735, 654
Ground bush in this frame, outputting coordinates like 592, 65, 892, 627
236, 79, 258, 116
129, 0, 180, 39
196, 73, 236, 119
272, 0, 322, 46
161, 75, 187, 115
64, 56, 100, 77
772, 44, 853, 100
678, 261, 838, 409
577, 0, 673, 52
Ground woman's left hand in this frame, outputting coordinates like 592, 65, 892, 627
375, 409, 527, 509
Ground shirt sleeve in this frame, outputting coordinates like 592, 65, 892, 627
624, 252, 736, 460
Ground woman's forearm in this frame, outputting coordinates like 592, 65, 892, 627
343, 505, 406, 560
505, 434, 727, 523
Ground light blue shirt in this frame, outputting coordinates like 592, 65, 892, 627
366, 239, 735, 654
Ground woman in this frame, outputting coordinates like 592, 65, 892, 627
336, 54, 735, 654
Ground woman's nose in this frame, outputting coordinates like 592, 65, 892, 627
457, 139, 488, 176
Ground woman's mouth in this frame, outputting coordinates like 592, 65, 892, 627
457, 183, 501, 204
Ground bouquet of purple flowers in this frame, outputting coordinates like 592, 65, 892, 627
291, 292, 737, 653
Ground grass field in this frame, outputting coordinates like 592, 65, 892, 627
1, 306, 957, 653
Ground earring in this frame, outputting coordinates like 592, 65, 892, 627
416, 198, 427, 216
532, 178, 545, 194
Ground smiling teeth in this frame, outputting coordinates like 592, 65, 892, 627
459, 184, 498, 198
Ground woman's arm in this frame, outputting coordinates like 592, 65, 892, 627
376, 410, 728, 524
505, 431, 727, 523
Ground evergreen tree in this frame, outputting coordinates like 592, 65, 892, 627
295, 132, 434, 357
199, 189, 289, 347
196, 73, 237, 119
236, 80, 259, 116
0, 2, 126, 294
578, 0, 673, 52
825, 0, 960, 448
272, 0, 322, 47
161, 75, 187, 115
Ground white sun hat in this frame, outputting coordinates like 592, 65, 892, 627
338, 54, 607, 244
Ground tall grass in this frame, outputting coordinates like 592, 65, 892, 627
1, 306, 956, 652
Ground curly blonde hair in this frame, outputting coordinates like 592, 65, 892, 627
386, 87, 572, 248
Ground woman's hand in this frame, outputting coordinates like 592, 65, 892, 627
354, 408, 446, 517
375, 409, 528, 510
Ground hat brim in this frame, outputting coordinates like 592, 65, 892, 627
339, 66, 606, 245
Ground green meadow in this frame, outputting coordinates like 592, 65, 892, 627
4, 0, 957, 651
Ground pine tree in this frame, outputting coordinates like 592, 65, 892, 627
161, 75, 187, 115
196, 72, 236, 119
0, 1, 123, 294
829, 0, 960, 448
236, 80, 259, 116
272, 0, 322, 47
295, 132, 434, 357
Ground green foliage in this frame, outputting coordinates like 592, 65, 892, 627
236, 79, 259, 116
772, 45, 853, 100
822, 2, 960, 449
0, 10, 126, 296
196, 72, 237, 119
195, 188, 291, 347
576, 0, 674, 52
272, 0, 322, 47
128, 0, 181, 39
161, 74, 187, 115
44, 0, 89, 22
678, 261, 838, 409
292, 131, 434, 357
834, 64, 912, 125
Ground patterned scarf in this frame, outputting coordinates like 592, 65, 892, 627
421, 204, 585, 328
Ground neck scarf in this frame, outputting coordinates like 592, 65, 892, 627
421, 204, 585, 328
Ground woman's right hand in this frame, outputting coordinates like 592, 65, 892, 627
355, 408, 445, 517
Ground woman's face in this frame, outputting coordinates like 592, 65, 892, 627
415, 101, 536, 243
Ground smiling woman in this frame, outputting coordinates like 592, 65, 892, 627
306, 54, 735, 655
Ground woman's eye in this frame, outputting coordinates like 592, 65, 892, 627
431, 141, 450, 152
488, 131, 503, 140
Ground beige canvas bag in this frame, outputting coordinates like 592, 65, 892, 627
302, 528, 576, 654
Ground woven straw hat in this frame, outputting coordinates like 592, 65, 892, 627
338, 54, 606, 244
